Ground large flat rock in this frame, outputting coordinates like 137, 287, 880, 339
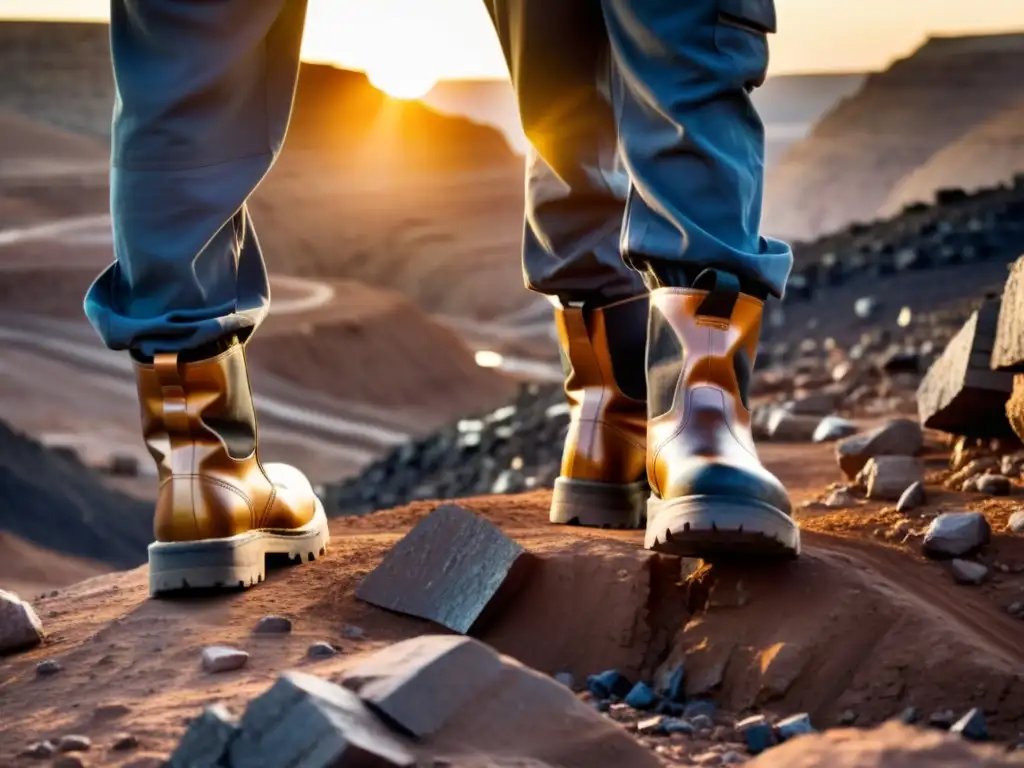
991, 255, 1024, 371
346, 636, 662, 768
917, 301, 1014, 437
230, 672, 415, 767
355, 504, 535, 634
340, 635, 505, 738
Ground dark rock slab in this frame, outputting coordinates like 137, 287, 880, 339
917, 301, 1014, 437
421, 639, 663, 768
169, 705, 240, 768
355, 504, 535, 634
991, 256, 1024, 371
230, 671, 414, 768
339, 635, 504, 739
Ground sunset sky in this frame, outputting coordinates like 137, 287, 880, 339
1, 0, 1021, 84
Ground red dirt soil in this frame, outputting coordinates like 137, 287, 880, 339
0, 444, 1021, 766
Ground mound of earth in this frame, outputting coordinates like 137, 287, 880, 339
0, 531, 107, 597
748, 721, 1024, 767
0, 419, 151, 568
764, 33, 1024, 240
0, 470, 1021, 765
881, 100, 1024, 216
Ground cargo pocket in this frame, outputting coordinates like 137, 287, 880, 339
714, 0, 775, 90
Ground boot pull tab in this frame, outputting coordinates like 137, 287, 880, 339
693, 269, 740, 327
153, 352, 190, 434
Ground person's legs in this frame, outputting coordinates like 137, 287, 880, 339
599, 0, 800, 556
88, 0, 329, 595
484, 0, 649, 529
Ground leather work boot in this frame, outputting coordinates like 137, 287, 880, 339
643, 269, 800, 557
135, 336, 329, 595
549, 294, 648, 528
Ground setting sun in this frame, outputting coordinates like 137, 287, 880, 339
366, 64, 438, 100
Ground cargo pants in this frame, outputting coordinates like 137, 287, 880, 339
85, 0, 791, 355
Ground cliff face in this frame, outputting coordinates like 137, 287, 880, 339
763, 33, 1024, 240
880, 99, 1024, 215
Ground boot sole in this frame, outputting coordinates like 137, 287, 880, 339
645, 495, 800, 559
550, 477, 647, 529
147, 499, 330, 596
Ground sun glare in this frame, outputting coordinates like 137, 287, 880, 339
366, 64, 438, 101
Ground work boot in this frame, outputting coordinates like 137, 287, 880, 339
643, 269, 800, 557
135, 335, 329, 596
549, 294, 648, 528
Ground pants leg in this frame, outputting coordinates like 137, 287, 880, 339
84, 0, 308, 356
601, 0, 792, 297
484, 0, 646, 305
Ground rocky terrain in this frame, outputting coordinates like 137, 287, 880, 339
3, 185, 1024, 766
4, 19, 1024, 768
764, 33, 1024, 240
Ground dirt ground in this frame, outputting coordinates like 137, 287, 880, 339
0, 442, 1020, 766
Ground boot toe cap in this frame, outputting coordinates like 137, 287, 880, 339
658, 459, 791, 516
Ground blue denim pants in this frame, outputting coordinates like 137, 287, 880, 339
85, 0, 791, 355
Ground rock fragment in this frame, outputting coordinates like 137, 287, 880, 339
111, 734, 139, 751
737, 715, 776, 754
200, 646, 249, 674
765, 410, 820, 442
57, 735, 91, 753
917, 300, 1014, 437
253, 615, 292, 634
228, 672, 415, 767
36, 659, 63, 676
355, 504, 534, 634
0, 589, 43, 654
587, 669, 633, 700
896, 481, 926, 512
823, 488, 856, 508
950, 559, 989, 585
976, 474, 1011, 495
308, 642, 338, 659
813, 415, 859, 443
169, 705, 240, 768
836, 418, 923, 479
1009, 510, 1024, 534
864, 456, 925, 501
950, 708, 988, 741
21, 740, 56, 758
775, 713, 815, 741
922, 512, 992, 558
339, 635, 504, 738
991, 256, 1024, 372
624, 681, 657, 710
